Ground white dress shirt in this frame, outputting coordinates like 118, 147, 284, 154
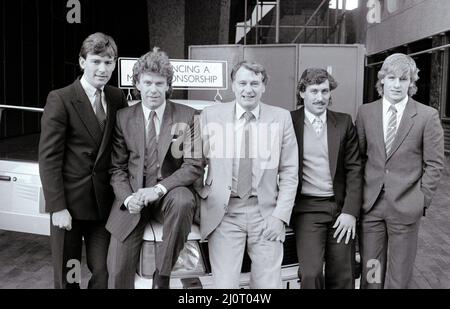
80, 75, 107, 114
304, 108, 327, 129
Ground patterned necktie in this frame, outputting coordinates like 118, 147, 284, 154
312, 116, 323, 135
237, 111, 255, 200
144, 111, 158, 188
94, 88, 106, 131
385, 104, 398, 155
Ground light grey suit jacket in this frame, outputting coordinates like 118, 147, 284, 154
199, 101, 299, 240
356, 98, 444, 224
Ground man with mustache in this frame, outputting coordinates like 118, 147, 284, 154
290, 68, 362, 289
357, 53, 444, 288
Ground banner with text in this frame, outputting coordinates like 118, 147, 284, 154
118, 58, 227, 90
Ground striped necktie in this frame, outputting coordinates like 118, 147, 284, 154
144, 111, 159, 188
94, 88, 106, 131
385, 104, 398, 155
237, 111, 255, 200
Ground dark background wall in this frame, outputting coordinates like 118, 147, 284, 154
0, 0, 149, 138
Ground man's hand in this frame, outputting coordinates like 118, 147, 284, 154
263, 216, 284, 241
52, 209, 72, 231
127, 193, 145, 214
333, 213, 356, 244
136, 187, 160, 206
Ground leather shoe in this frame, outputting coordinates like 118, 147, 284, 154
152, 269, 170, 289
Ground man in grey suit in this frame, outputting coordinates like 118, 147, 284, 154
356, 53, 445, 289
200, 61, 299, 288
106, 48, 203, 289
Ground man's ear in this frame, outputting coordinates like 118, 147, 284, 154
79, 57, 86, 71
300, 92, 305, 99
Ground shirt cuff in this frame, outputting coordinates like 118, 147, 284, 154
155, 184, 168, 196
124, 195, 133, 208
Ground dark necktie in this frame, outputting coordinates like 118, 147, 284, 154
94, 89, 106, 131
385, 104, 398, 155
144, 111, 159, 188
237, 111, 255, 200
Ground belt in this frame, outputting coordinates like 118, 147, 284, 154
299, 194, 335, 202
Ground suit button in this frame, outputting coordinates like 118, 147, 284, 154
385, 169, 389, 174
157, 164, 160, 168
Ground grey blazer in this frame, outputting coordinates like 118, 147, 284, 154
356, 98, 444, 224
199, 101, 299, 240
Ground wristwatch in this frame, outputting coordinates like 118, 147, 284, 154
153, 185, 165, 198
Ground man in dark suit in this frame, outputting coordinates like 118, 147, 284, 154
357, 53, 445, 288
106, 47, 203, 289
39, 32, 127, 289
291, 68, 362, 289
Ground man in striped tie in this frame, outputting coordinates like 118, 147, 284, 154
199, 61, 299, 288
356, 53, 445, 289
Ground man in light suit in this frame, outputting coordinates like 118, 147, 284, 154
291, 68, 362, 289
106, 48, 203, 289
357, 53, 445, 289
200, 61, 299, 288
39, 33, 128, 288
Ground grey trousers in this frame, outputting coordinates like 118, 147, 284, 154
107, 186, 196, 289
208, 197, 283, 289
360, 191, 420, 289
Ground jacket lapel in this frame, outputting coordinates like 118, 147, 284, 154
133, 103, 146, 188
71, 79, 103, 146
326, 110, 339, 179
373, 100, 386, 161
157, 101, 174, 164
386, 98, 416, 162
255, 103, 275, 187
95, 85, 118, 162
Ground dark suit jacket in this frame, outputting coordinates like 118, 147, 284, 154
39, 79, 128, 220
356, 98, 445, 224
106, 101, 203, 241
291, 107, 362, 217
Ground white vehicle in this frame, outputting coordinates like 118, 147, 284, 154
0, 100, 301, 289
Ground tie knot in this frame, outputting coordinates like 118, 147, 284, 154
389, 104, 398, 114
149, 111, 156, 120
314, 117, 322, 124
95, 88, 102, 97
243, 111, 255, 123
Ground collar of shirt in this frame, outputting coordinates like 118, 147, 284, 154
382, 95, 408, 116
80, 75, 105, 102
142, 101, 166, 126
304, 108, 327, 125
235, 102, 260, 121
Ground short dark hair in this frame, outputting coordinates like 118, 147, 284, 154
79, 32, 118, 60
296, 68, 337, 106
230, 61, 269, 85
132, 47, 174, 98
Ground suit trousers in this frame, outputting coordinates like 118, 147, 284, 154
360, 191, 420, 289
292, 197, 355, 289
50, 219, 110, 289
107, 186, 196, 288
208, 197, 283, 289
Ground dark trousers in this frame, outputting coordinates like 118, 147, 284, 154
107, 186, 196, 289
360, 191, 420, 289
50, 219, 110, 289
292, 196, 355, 289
